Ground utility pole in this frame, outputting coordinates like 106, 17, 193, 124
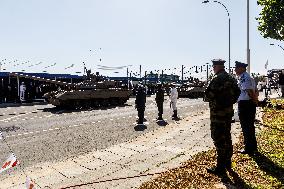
181, 65, 184, 82
247, 0, 251, 73
127, 67, 129, 89
206, 63, 209, 82
139, 65, 142, 80
144, 71, 147, 85
161, 70, 164, 84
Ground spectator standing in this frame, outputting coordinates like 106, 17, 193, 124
235, 61, 258, 155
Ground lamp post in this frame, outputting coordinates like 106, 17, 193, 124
270, 43, 284, 52
202, 0, 231, 73
247, 0, 250, 74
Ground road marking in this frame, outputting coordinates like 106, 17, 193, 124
43, 130, 47, 132
23, 133, 29, 135
29, 132, 34, 134
49, 128, 54, 131
54, 128, 60, 130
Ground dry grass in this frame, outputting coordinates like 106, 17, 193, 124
139, 99, 284, 189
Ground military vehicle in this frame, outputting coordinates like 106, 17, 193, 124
10, 71, 132, 108
177, 82, 205, 98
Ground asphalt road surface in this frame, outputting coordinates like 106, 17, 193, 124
0, 96, 209, 178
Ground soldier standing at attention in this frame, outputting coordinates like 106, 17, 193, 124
204, 59, 240, 175
135, 85, 146, 125
235, 61, 258, 155
155, 83, 164, 121
170, 83, 178, 119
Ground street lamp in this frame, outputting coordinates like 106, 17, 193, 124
202, 0, 231, 73
270, 43, 284, 52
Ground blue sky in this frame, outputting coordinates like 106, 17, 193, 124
0, 0, 283, 79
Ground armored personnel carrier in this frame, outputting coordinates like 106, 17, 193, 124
178, 82, 205, 98
10, 71, 132, 108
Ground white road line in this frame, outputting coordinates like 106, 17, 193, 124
35, 131, 40, 133
43, 130, 47, 132
49, 129, 54, 131
54, 128, 60, 130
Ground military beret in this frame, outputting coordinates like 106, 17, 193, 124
212, 59, 226, 65
235, 61, 248, 68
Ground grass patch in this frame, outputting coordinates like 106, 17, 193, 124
139, 99, 284, 189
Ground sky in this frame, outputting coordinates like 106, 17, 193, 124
0, 0, 283, 79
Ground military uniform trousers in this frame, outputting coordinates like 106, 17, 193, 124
238, 100, 257, 152
157, 102, 163, 118
137, 107, 145, 124
210, 114, 233, 169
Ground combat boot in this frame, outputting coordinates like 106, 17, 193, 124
206, 166, 227, 176
172, 110, 178, 118
157, 113, 163, 121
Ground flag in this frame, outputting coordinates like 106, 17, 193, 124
26, 177, 36, 189
265, 60, 268, 69
0, 153, 20, 173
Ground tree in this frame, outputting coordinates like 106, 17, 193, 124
257, 0, 284, 41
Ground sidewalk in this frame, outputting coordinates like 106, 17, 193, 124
1, 107, 245, 189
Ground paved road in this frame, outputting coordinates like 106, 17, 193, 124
0, 97, 209, 184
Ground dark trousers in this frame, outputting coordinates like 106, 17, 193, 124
211, 117, 233, 169
238, 100, 257, 152
157, 102, 163, 118
137, 107, 145, 124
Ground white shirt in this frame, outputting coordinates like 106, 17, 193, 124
170, 87, 178, 102
237, 72, 256, 101
20, 84, 26, 92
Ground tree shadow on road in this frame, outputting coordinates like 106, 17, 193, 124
39, 104, 132, 114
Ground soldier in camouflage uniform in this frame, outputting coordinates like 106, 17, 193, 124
204, 59, 240, 175
155, 83, 164, 120
135, 85, 147, 125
